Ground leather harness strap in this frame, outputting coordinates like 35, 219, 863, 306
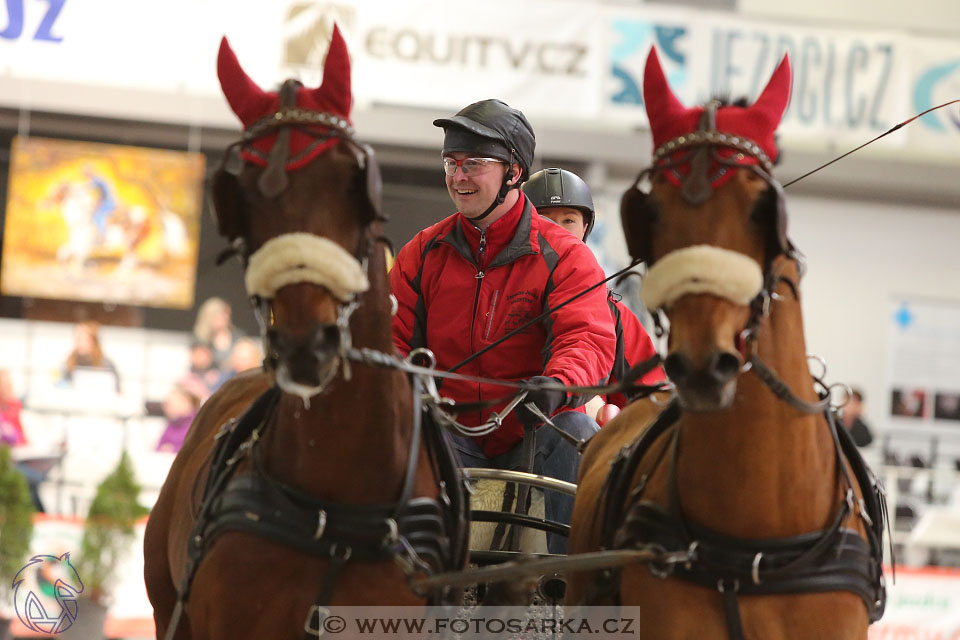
164, 379, 468, 640
588, 400, 887, 639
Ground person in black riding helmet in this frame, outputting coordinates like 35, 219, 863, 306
523, 168, 666, 419
390, 101, 615, 554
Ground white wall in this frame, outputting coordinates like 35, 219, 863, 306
789, 195, 960, 453
590, 185, 960, 462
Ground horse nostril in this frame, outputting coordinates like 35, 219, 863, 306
315, 325, 341, 351
710, 352, 742, 383
664, 353, 691, 383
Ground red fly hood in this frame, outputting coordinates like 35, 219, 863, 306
642, 47, 791, 187
217, 24, 353, 169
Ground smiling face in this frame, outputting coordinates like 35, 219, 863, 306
539, 206, 587, 240
443, 152, 519, 218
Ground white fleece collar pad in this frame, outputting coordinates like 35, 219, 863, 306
642, 245, 763, 310
244, 232, 369, 301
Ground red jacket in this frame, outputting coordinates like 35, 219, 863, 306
0, 398, 26, 446
605, 294, 666, 409
391, 194, 615, 457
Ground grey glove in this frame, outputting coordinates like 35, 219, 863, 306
516, 376, 567, 428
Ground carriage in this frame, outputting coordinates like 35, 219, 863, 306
144, 26, 888, 640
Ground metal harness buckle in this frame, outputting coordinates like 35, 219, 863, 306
303, 605, 331, 636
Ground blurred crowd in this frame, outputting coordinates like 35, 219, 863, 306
152, 297, 262, 452
0, 297, 265, 512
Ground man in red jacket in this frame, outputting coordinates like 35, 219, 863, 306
390, 100, 615, 553
522, 168, 666, 415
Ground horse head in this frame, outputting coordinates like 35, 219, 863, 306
622, 48, 793, 411
211, 26, 386, 401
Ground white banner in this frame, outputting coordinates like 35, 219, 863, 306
906, 37, 960, 155
342, 0, 602, 119
0, 0, 956, 155
601, 6, 912, 147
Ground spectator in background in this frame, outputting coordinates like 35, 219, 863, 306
179, 341, 219, 403
193, 297, 244, 369
146, 341, 218, 421
156, 384, 201, 453
841, 387, 874, 447
1, 369, 46, 511
522, 168, 665, 424
211, 337, 264, 391
0, 369, 26, 447
60, 321, 121, 393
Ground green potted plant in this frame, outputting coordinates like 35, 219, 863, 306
0, 445, 36, 640
65, 451, 148, 640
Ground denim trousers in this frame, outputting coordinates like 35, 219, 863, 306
451, 411, 599, 554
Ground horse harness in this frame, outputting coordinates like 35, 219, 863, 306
164, 81, 469, 640
164, 378, 469, 640
595, 100, 888, 639
588, 397, 886, 639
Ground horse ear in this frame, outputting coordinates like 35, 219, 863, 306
751, 55, 792, 132
210, 169, 246, 241
642, 47, 687, 137
315, 24, 352, 117
217, 36, 274, 127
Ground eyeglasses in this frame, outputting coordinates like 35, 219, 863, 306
442, 156, 505, 177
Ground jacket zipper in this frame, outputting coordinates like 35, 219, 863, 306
471, 230, 487, 420
484, 290, 499, 341
469, 230, 487, 337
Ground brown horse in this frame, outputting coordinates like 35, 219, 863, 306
567, 49, 886, 639
144, 28, 467, 640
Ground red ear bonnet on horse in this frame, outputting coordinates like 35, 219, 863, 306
642, 47, 791, 185
217, 25, 354, 169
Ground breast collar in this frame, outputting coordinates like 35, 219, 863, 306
588, 401, 887, 637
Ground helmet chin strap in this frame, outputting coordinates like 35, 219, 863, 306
466, 152, 519, 224
470, 173, 513, 223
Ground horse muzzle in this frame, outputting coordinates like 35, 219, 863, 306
266, 324, 342, 397
664, 349, 742, 412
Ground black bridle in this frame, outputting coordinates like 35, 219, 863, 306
589, 103, 889, 638
624, 100, 826, 414
165, 96, 468, 640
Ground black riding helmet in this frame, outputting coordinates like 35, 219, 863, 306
523, 168, 596, 241
434, 99, 536, 221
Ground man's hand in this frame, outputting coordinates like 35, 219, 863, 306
516, 376, 567, 428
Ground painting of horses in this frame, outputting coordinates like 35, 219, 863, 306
0, 136, 204, 309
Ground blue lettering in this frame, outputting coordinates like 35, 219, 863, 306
748, 31, 770, 100
846, 43, 869, 127
797, 37, 822, 124
823, 41, 836, 126
0, 0, 23, 40
33, 0, 65, 42
721, 30, 743, 98
709, 29, 724, 99
870, 44, 893, 129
